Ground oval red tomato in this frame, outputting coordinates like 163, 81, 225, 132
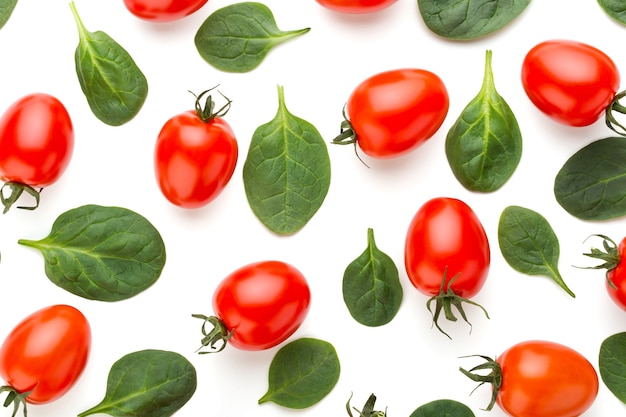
123, 0, 208, 22
0, 305, 91, 406
154, 91, 238, 209
316, 0, 397, 14
335, 68, 449, 159
195, 260, 311, 351
521, 39, 620, 127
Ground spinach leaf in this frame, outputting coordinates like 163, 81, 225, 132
0, 0, 17, 30
417, 0, 531, 40
598, 0, 626, 25
70, 1, 148, 126
18, 204, 166, 302
446, 50, 522, 192
342, 228, 402, 327
409, 399, 476, 417
243, 85, 331, 235
78, 349, 197, 417
497, 205, 575, 297
599, 332, 626, 404
554, 137, 626, 221
259, 337, 340, 409
194, 2, 310, 73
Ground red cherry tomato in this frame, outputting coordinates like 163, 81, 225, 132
316, 0, 397, 14
461, 340, 599, 417
0, 305, 91, 408
154, 89, 238, 209
0, 93, 74, 212
123, 0, 208, 22
194, 260, 311, 352
333, 68, 449, 159
521, 39, 620, 127
583, 234, 626, 311
404, 197, 490, 337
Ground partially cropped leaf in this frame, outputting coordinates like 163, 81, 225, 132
259, 338, 340, 409
497, 205, 575, 297
598, 0, 626, 25
195, 2, 310, 72
446, 50, 522, 192
18, 204, 166, 302
599, 332, 626, 404
78, 349, 197, 417
0, 0, 17, 30
417, 0, 531, 40
243, 85, 331, 235
70, 1, 148, 126
410, 399, 476, 417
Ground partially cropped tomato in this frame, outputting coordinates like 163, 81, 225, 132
461, 340, 599, 417
194, 260, 311, 352
583, 234, 626, 311
404, 197, 490, 337
521, 39, 620, 127
0, 93, 74, 212
0, 305, 91, 408
333, 68, 449, 159
316, 0, 397, 14
155, 89, 238, 209
123, 0, 208, 22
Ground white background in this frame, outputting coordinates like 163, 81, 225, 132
0, 0, 625, 416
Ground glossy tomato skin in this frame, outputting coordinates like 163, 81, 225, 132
404, 197, 490, 298
123, 0, 208, 22
0, 305, 91, 404
154, 110, 238, 209
316, 0, 397, 14
0, 93, 74, 187
347, 68, 449, 158
496, 340, 598, 417
606, 237, 626, 310
521, 39, 620, 127
213, 261, 311, 350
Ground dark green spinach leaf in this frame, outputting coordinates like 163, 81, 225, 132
417, 0, 531, 40
498, 205, 575, 297
70, 1, 148, 126
343, 228, 402, 327
554, 137, 626, 221
243, 85, 331, 235
409, 399, 476, 417
446, 50, 522, 192
78, 349, 197, 417
18, 204, 166, 302
598, 0, 626, 25
195, 2, 310, 73
259, 337, 340, 409
0, 0, 17, 30
599, 332, 626, 404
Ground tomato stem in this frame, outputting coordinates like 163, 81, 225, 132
580, 234, 620, 289
606, 90, 626, 136
190, 86, 232, 123
346, 393, 386, 417
331, 106, 370, 168
0, 182, 42, 214
0, 385, 31, 417
459, 355, 502, 411
191, 314, 234, 354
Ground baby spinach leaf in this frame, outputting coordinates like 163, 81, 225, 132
598, 0, 626, 25
18, 204, 166, 302
342, 228, 402, 327
599, 332, 626, 404
70, 1, 148, 126
554, 137, 626, 221
0, 0, 17, 30
78, 349, 197, 417
498, 205, 575, 297
243, 85, 331, 235
259, 337, 340, 409
417, 0, 531, 40
195, 2, 310, 73
409, 399, 476, 417
446, 50, 522, 192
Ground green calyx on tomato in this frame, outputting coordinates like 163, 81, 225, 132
606, 91, 626, 136
346, 393, 387, 417
0, 182, 41, 214
191, 314, 234, 354
0, 385, 32, 417
581, 234, 620, 289
459, 355, 502, 411
191, 86, 231, 123
331, 106, 369, 167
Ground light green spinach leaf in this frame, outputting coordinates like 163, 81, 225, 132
243, 85, 331, 235
195, 2, 310, 73
417, 0, 531, 40
498, 205, 575, 297
599, 332, 626, 404
78, 349, 197, 417
446, 50, 522, 192
598, 0, 626, 25
0, 0, 17, 30
18, 204, 166, 302
409, 399, 476, 417
70, 1, 148, 126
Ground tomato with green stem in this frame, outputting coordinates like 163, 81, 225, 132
123, 0, 208, 22
460, 340, 599, 417
316, 0, 397, 14
0, 305, 91, 416
193, 260, 311, 352
404, 197, 490, 339
582, 234, 626, 311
